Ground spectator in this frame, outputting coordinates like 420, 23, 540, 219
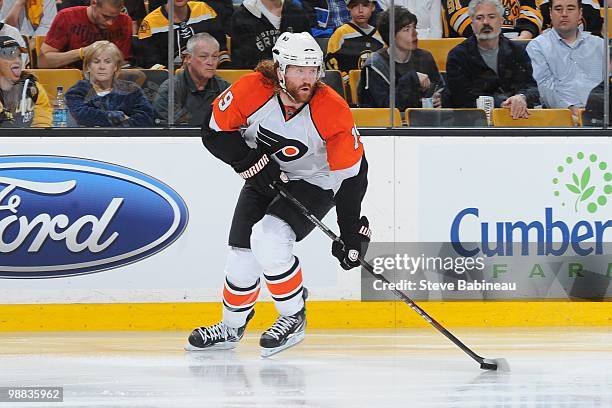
66, 40, 154, 127
442, 0, 542, 39
39, 0, 132, 68
137, 0, 229, 69
154, 33, 230, 126
538, 0, 602, 37
526, 0, 603, 118
0, 36, 51, 127
446, 0, 539, 118
0, 0, 56, 36
58, 0, 147, 35
375, 0, 442, 38
306, 0, 351, 37
0, 15, 29, 67
358, 6, 442, 110
230, 0, 314, 69
325, 0, 384, 82
148, 0, 234, 34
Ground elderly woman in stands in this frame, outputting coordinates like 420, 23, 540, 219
66, 41, 154, 127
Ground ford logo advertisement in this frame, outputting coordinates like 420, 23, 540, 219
0, 156, 188, 278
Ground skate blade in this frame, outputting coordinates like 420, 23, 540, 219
260, 332, 305, 358
184, 341, 238, 352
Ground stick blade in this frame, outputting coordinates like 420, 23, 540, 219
480, 358, 510, 372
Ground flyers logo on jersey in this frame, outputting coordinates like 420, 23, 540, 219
256, 125, 308, 162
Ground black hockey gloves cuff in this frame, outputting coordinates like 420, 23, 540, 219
332, 216, 371, 270
232, 148, 286, 194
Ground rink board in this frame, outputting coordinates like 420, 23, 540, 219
0, 136, 610, 330
1, 300, 611, 331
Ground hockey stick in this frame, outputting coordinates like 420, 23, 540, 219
274, 183, 509, 372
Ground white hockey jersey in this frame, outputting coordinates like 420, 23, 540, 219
209, 72, 364, 192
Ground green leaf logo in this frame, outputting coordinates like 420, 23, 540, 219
552, 152, 611, 214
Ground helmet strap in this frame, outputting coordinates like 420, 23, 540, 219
277, 64, 298, 104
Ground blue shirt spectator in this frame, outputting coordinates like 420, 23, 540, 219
526, 0, 604, 115
527, 28, 603, 110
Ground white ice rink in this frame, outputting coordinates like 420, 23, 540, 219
1, 327, 611, 407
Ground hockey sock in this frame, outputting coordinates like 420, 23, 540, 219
222, 276, 260, 328
264, 256, 304, 316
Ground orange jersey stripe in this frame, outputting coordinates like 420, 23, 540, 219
310, 85, 363, 171
223, 287, 260, 307
211, 72, 275, 132
266, 269, 303, 297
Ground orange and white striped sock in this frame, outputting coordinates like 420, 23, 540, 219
264, 256, 304, 316
222, 277, 260, 328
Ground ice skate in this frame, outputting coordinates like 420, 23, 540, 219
185, 309, 254, 351
260, 288, 307, 357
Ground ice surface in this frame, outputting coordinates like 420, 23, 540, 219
0, 327, 611, 407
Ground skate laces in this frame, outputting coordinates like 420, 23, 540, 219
198, 322, 237, 342
264, 316, 299, 340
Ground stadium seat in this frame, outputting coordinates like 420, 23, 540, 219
25, 36, 46, 68
34, 36, 45, 55
351, 108, 402, 127
510, 38, 531, 50
216, 69, 253, 84
491, 108, 574, 127
405, 108, 488, 127
322, 69, 345, 99
418, 38, 463, 71
117, 69, 169, 103
580, 108, 604, 127
25, 69, 83, 96
348, 70, 361, 105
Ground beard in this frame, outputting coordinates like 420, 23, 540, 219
285, 81, 315, 104
475, 25, 500, 41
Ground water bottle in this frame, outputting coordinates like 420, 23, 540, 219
52, 86, 68, 128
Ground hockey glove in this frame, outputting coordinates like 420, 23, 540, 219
332, 216, 371, 270
232, 148, 286, 194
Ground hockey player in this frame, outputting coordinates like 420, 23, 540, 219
186, 32, 371, 357
442, 0, 543, 39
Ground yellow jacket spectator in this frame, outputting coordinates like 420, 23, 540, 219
0, 36, 51, 127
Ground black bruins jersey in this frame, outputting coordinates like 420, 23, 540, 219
442, 0, 543, 38
137, 1, 229, 68
325, 23, 384, 81
537, 0, 602, 36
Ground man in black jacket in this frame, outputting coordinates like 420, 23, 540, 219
230, 0, 315, 69
446, 0, 539, 118
153, 33, 230, 126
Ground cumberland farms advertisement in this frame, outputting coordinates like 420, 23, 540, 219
365, 138, 612, 301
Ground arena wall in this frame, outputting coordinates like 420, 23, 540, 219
0, 136, 610, 330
